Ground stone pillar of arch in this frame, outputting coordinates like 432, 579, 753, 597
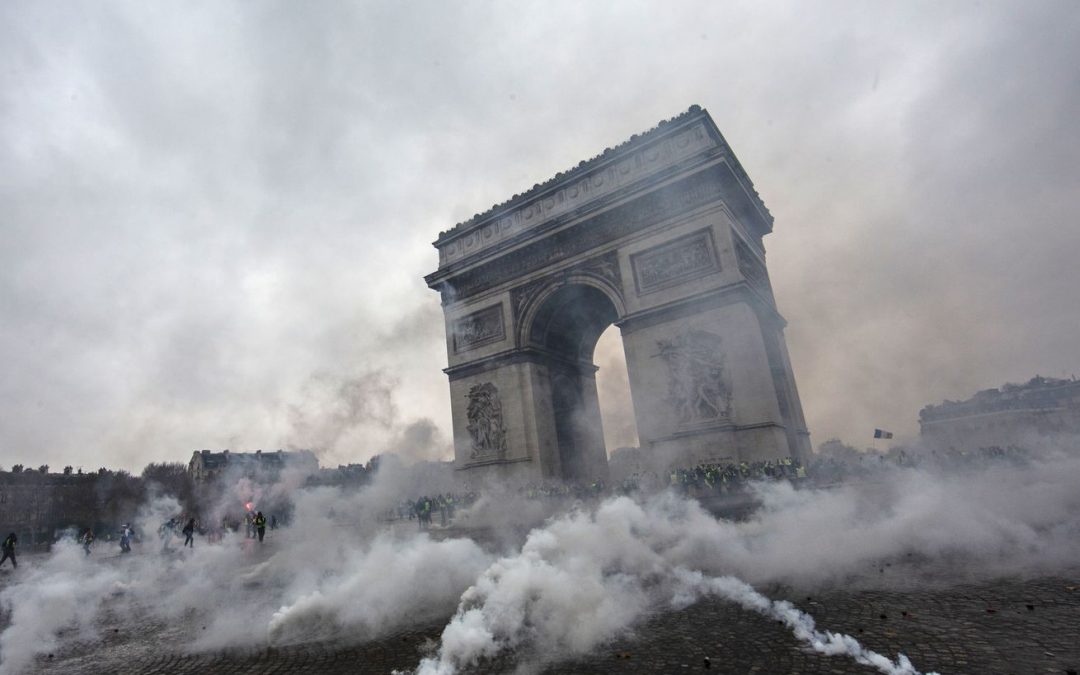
425, 105, 811, 485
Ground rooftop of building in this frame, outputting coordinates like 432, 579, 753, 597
189, 449, 318, 470
920, 375, 1080, 422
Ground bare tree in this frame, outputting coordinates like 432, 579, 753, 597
141, 462, 194, 509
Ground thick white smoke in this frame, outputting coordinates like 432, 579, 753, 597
410, 495, 937, 675
410, 453, 1080, 674
3, 451, 1079, 674
0, 477, 492, 675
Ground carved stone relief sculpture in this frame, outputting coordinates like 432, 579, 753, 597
655, 328, 732, 425
631, 229, 719, 295
466, 382, 508, 459
453, 304, 505, 353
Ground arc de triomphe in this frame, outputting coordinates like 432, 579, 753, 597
425, 105, 811, 483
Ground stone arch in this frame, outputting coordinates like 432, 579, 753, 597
426, 106, 812, 484
521, 282, 622, 480
516, 274, 625, 353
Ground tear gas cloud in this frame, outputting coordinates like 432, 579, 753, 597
0, 465, 491, 675
3, 445, 1080, 674
412, 448, 1080, 674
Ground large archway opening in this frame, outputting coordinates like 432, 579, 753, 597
527, 283, 623, 481
594, 325, 640, 457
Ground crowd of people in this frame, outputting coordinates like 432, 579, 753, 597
386, 445, 1037, 529
57, 507, 284, 559
523, 480, 608, 501
667, 457, 806, 495
387, 459, 808, 529
5, 444, 1038, 562
395, 493, 479, 529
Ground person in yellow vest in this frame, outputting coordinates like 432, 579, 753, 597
254, 512, 267, 543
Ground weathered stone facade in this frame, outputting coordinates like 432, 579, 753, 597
426, 106, 811, 483
920, 375, 1080, 451
187, 449, 318, 484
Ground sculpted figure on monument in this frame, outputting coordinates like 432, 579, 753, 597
656, 329, 731, 424
466, 382, 507, 459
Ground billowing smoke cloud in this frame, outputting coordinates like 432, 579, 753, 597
281, 367, 451, 466
382, 418, 453, 465
410, 451, 1080, 673
3, 2, 1078, 471
285, 369, 398, 456
4, 449, 1080, 674
0, 473, 491, 675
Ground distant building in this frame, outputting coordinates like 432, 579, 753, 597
0, 473, 84, 544
187, 449, 319, 484
919, 376, 1080, 451
0, 468, 141, 546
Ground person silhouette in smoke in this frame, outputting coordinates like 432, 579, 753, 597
0, 532, 16, 569
160, 517, 177, 551
182, 518, 196, 548
254, 512, 267, 542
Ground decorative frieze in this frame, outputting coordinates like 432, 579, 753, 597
452, 304, 505, 353
437, 122, 716, 266
631, 228, 719, 295
441, 166, 725, 301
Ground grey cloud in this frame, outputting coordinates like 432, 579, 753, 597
1, 1, 1078, 469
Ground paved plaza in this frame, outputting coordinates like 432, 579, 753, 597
4, 564, 1078, 675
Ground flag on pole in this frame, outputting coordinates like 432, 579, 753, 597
873, 429, 894, 439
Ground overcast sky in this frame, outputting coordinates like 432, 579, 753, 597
2, 1, 1078, 472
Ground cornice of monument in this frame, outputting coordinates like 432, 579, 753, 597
431, 105, 773, 265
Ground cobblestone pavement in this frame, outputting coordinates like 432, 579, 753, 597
7, 570, 1078, 675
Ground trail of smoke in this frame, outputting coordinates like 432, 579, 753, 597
671, 568, 937, 675
407, 493, 947, 675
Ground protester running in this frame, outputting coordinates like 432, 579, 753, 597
119, 524, 133, 554
254, 511, 267, 542
0, 532, 16, 569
